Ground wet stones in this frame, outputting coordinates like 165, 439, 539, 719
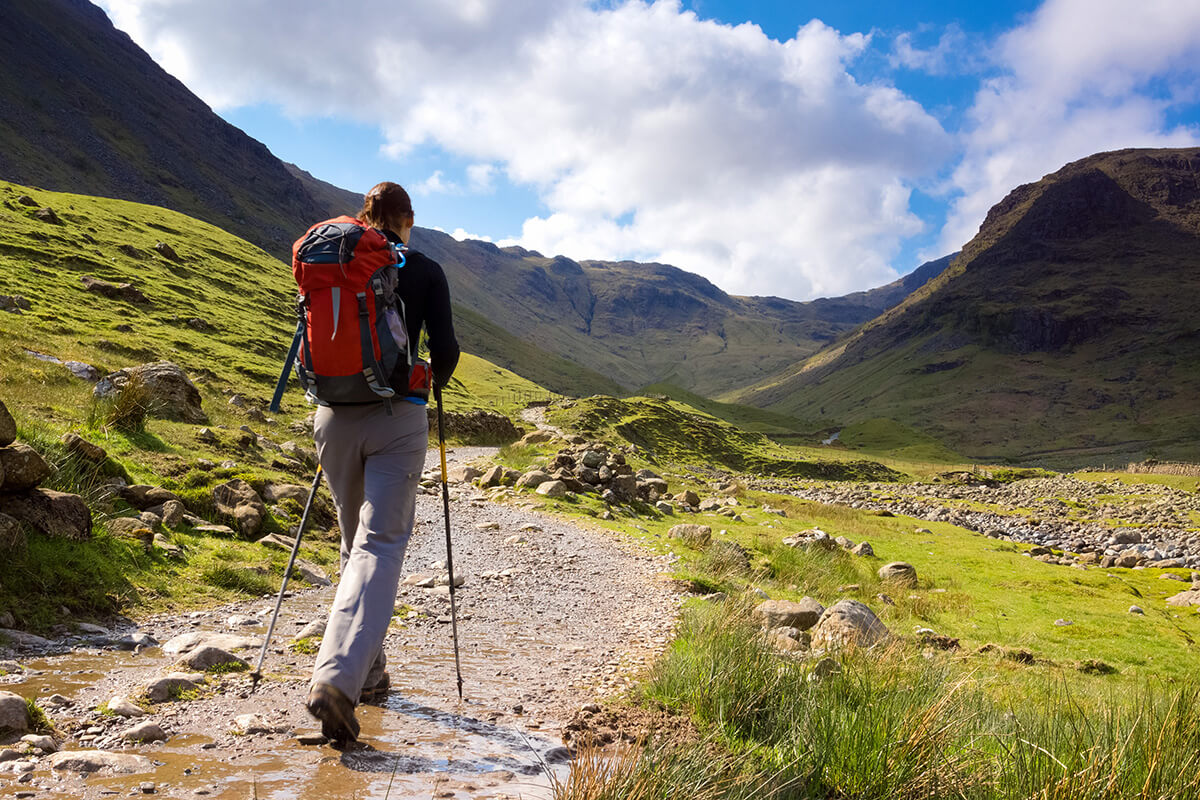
0, 691, 31, 733
47, 750, 155, 774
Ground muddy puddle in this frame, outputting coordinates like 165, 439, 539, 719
0, 588, 571, 799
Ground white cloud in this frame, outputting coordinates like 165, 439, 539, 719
889, 24, 979, 76
95, 0, 949, 299
413, 170, 457, 196
935, 0, 1200, 255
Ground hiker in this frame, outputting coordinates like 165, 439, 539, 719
305, 181, 460, 742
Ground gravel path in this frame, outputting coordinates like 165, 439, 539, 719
0, 446, 682, 800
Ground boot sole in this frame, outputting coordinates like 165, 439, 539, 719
307, 686, 360, 742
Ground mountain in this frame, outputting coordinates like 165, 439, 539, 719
0, 0, 949, 400
734, 148, 1200, 464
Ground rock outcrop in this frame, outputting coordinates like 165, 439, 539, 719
93, 362, 205, 423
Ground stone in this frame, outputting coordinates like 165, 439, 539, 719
108, 517, 153, 544
122, 720, 168, 743
810, 600, 890, 651
0, 629, 53, 648
515, 470, 551, 490
107, 696, 146, 718
1129, 605, 1145, 615
114, 632, 158, 651
1115, 550, 1143, 568
293, 620, 326, 641
609, 474, 638, 501
144, 673, 205, 703
850, 541, 875, 557
20, 734, 55, 752
61, 433, 106, 463
212, 479, 266, 536
0, 489, 91, 539
751, 598, 825, 631
518, 430, 555, 446
0, 296, 32, 314
480, 465, 507, 488
535, 480, 568, 498
655, 500, 674, 514
0, 513, 25, 551
877, 562, 918, 587
161, 632, 258, 657
160, 500, 186, 528
80, 276, 149, 303
262, 484, 310, 505
447, 466, 482, 484
1165, 590, 1200, 608
34, 207, 61, 224
668, 524, 712, 548
47, 750, 154, 774
93, 362, 204, 423
768, 627, 811, 653
0, 400, 14, 446
154, 241, 182, 261
0, 692, 30, 733
233, 713, 281, 734
294, 560, 331, 587
0, 445, 51, 491
675, 490, 701, 507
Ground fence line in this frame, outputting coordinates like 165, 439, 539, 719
1124, 460, 1200, 477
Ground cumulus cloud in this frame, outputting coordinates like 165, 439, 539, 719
935, 0, 1200, 255
889, 24, 978, 76
96, 0, 949, 299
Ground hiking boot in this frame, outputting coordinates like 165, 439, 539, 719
359, 671, 390, 705
306, 683, 359, 743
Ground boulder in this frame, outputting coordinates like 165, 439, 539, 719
178, 646, 247, 672
160, 500, 186, 528
262, 484, 311, 505
154, 242, 182, 261
0, 692, 30, 733
47, 750, 154, 774
667, 524, 712, 548
1165, 590, 1200, 607
93, 362, 204, 423
80, 276, 148, 303
580, 450, 606, 469
810, 600, 890, 651
0, 400, 16, 447
212, 479, 266, 536
161, 632, 259, 657
106, 696, 145, 718
877, 562, 918, 587
0, 444, 51, 491
752, 597, 825, 631
294, 559, 331, 587
293, 620, 326, 641
61, 433, 106, 463
144, 673, 206, 703
447, 465, 482, 484
674, 490, 700, 507
121, 720, 168, 743
480, 465, 507, 488
0, 512, 24, 551
850, 541, 875, 557
517, 430, 555, 446
34, 207, 61, 224
536, 480, 568, 498
0, 489, 91, 539
0, 296, 32, 314
609, 474, 637, 501
768, 627, 810, 653
515, 470, 551, 490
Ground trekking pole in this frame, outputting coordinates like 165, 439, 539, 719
249, 465, 323, 694
434, 385, 465, 700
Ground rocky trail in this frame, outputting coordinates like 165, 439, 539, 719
0, 446, 681, 800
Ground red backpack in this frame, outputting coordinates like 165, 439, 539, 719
270, 216, 423, 413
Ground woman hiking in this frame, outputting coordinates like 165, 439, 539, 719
305, 181, 459, 743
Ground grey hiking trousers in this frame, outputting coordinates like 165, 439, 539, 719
310, 400, 427, 703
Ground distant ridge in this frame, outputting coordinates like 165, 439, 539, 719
734, 148, 1200, 463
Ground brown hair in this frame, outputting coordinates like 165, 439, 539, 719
359, 181, 413, 232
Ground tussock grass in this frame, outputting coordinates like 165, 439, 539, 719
560, 601, 1200, 800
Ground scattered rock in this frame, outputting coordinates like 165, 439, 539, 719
93, 362, 205, 423
0, 296, 31, 315
179, 646, 248, 672
0, 692, 30, 733
536, 480, 568, 498
233, 714, 283, 735
1129, 605, 1145, 615
122, 720, 168, 743
212, 479, 267, 536
667, 524, 711, 548
35, 207, 61, 224
850, 541, 875, 557
0, 489, 92, 539
810, 600, 890, 651
294, 560, 331, 587
80, 276, 148, 303
155, 241, 182, 261
1165, 589, 1200, 607
751, 598, 825, 631
0, 400, 14, 446
515, 470, 551, 490
447, 466, 482, 484
145, 673, 205, 703
107, 696, 146, 718
161, 632, 258, 657
293, 620, 326, 641
61, 433, 107, 463
0, 444, 51, 491
47, 750, 155, 774
877, 562, 918, 587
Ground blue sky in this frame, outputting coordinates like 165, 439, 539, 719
99, 0, 1200, 301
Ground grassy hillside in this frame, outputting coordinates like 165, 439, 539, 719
734, 148, 1200, 466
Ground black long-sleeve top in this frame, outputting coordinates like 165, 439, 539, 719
386, 232, 460, 388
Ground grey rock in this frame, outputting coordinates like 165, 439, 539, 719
0, 445, 51, 491
293, 620, 326, 641
81, 276, 147, 303
93, 362, 204, 423
480, 465, 507, 488
161, 632, 257, 657
668, 524, 711, 548
535, 480, 568, 498
751, 598, 825, 631
515, 470, 551, 490
1165, 590, 1200, 608
0, 629, 53, 648
877, 562, 918, 587
122, 720, 168, 743
580, 450, 606, 469
145, 673, 205, 703
262, 484, 310, 505
47, 750, 154, 774
0, 489, 91, 539
113, 633, 158, 651
61, 433, 106, 462
19, 734, 55, 753
0, 400, 13, 447
159, 500, 186, 528
447, 465, 482, 484
810, 600, 890, 651
106, 696, 146, 718
850, 541, 875, 557
212, 479, 266, 536
294, 559, 331, 587
0, 691, 30, 733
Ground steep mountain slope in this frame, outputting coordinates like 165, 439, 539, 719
735, 148, 1200, 463
0, 0, 949, 400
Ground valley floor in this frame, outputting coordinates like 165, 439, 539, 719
0, 447, 681, 800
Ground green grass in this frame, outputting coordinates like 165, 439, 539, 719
837, 417, 964, 463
